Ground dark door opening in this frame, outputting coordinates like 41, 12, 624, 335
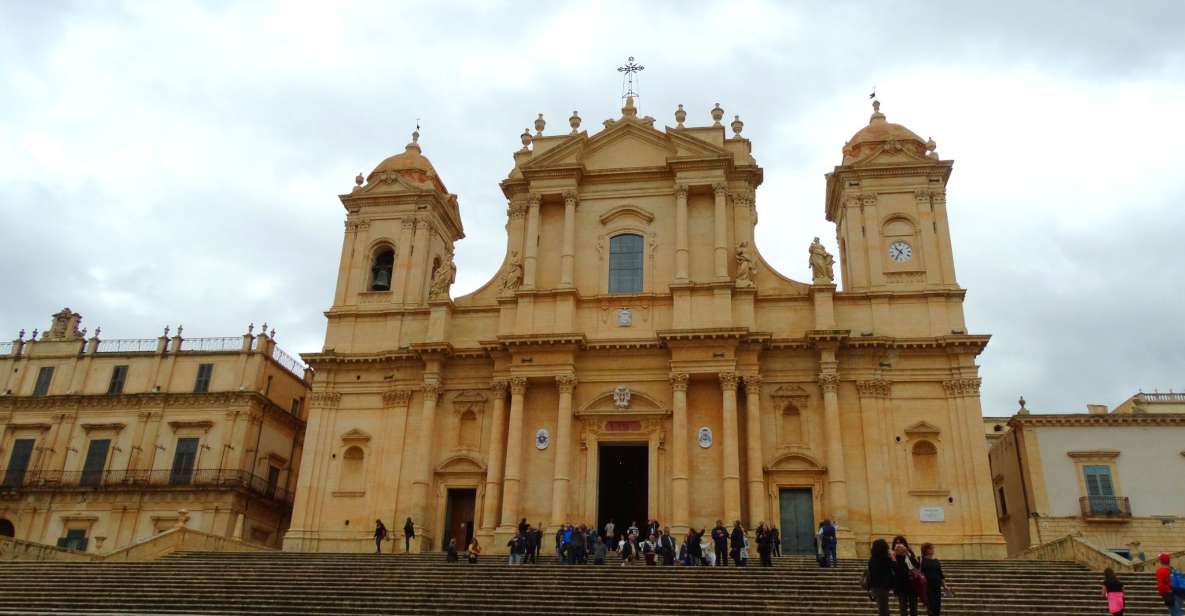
597, 444, 648, 539
442, 488, 475, 551
778, 488, 815, 554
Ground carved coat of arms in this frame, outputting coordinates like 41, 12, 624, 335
535, 428, 550, 450
612, 386, 631, 409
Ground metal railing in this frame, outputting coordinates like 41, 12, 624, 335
0, 342, 13, 356
1141, 392, 1185, 402
180, 337, 242, 352
96, 338, 158, 353
0, 467, 293, 504
1080, 496, 1131, 517
272, 345, 307, 379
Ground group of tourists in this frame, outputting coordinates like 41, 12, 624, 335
863, 535, 950, 616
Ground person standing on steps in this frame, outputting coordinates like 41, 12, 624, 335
660, 527, 676, 566
593, 536, 607, 565
518, 517, 528, 536
641, 533, 658, 566
627, 520, 640, 538
865, 538, 895, 616
604, 519, 616, 552
756, 522, 773, 567
403, 517, 415, 554
770, 525, 781, 558
712, 520, 729, 566
445, 538, 459, 562
373, 519, 388, 554
467, 537, 481, 564
919, 543, 948, 616
1156, 553, 1183, 616
891, 536, 920, 616
730, 521, 746, 567
818, 518, 838, 567
1102, 567, 1125, 616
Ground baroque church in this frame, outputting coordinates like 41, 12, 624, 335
284, 96, 1005, 558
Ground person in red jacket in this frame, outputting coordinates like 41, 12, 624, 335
1156, 553, 1183, 616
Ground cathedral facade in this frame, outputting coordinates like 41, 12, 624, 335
284, 98, 1005, 558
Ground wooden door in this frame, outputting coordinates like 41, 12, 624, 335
778, 488, 816, 554
443, 489, 476, 551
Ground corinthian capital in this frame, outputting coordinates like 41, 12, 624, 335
712, 182, 728, 197
556, 374, 578, 393
669, 372, 690, 392
674, 183, 689, 199
562, 190, 578, 205
422, 381, 442, 399
719, 372, 738, 391
382, 388, 414, 407
742, 374, 762, 390
856, 379, 891, 398
817, 373, 839, 393
527, 193, 542, 208
491, 380, 509, 396
509, 376, 528, 395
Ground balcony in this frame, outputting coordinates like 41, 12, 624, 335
1080, 496, 1131, 519
0, 468, 293, 506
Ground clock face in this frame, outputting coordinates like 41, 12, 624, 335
888, 241, 913, 263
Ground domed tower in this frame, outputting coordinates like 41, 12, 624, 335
826, 101, 957, 295
326, 131, 464, 351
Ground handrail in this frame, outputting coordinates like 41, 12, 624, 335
0, 467, 293, 504
271, 345, 307, 379
0, 342, 13, 356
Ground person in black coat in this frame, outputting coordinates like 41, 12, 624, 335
756, 523, 773, 567
866, 538, 895, 616
402, 517, 415, 553
919, 543, 948, 616
712, 520, 729, 566
729, 521, 745, 567
525, 525, 539, 563
373, 519, 387, 554
687, 528, 704, 565
770, 525, 781, 557
659, 528, 676, 566
892, 536, 920, 616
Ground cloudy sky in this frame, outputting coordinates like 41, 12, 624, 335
2, 1, 1183, 414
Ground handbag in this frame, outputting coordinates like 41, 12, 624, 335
907, 558, 929, 605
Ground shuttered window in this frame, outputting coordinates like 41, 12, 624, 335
193, 364, 214, 393
107, 365, 128, 395
32, 367, 54, 396
170, 438, 200, 485
80, 439, 111, 487
3, 439, 35, 488
608, 234, 644, 293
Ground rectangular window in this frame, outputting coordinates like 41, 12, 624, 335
107, 365, 129, 395
170, 437, 200, 485
3, 439, 35, 488
32, 366, 54, 396
266, 465, 281, 498
57, 528, 88, 552
194, 364, 214, 393
290, 398, 302, 418
80, 439, 111, 487
1084, 464, 1118, 514
608, 234, 644, 293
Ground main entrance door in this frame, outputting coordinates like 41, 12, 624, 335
442, 488, 475, 551
779, 488, 816, 554
597, 444, 648, 535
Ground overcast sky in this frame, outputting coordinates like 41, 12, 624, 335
2, 1, 1183, 415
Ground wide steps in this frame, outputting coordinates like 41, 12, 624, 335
0, 553, 1165, 615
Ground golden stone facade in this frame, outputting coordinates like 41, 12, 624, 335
0, 309, 309, 552
284, 98, 1005, 558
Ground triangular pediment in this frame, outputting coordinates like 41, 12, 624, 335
340, 428, 372, 443
904, 421, 941, 436
522, 119, 732, 173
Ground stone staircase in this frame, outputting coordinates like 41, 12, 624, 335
0, 551, 1166, 615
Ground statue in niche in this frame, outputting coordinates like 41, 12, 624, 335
809, 237, 835, 284
735, 241, 755, 287
429, 254, 456, 299
501, 252, 523, 293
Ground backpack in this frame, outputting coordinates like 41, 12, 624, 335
1171, 568, 1185, 596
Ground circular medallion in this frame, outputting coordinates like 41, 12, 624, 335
697, 426, 713, 449
534, 428, 550, 450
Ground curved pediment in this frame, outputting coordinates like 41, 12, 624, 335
767, 449, 826, 472
599, 205, 655, 226
578, 388, 664, 415
436, 453, 485, 474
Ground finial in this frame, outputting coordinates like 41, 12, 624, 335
17, 329, 24, 341
534, 113, 546, 136
354, 173, 363, 187
519, 128, 532, 152
163, 325, 170, 338
674, 104, 686, 128
270, 328, 276, 338
870, 99, 885, 122
872, 99, 881, 113
80, 327, 87, 338
176, 325, 183, 337
569, 111, 581, 134
710, 103, 724, 126
247, 322, 254, 335
621, 95, 637, 118
261, 322, 268, 336
730, 114, 743, 137
1018, 395, 1027, 411
31, 329, 38, 339
94, 327, 100, 338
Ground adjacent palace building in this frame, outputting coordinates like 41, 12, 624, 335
283, 97, 1005, 558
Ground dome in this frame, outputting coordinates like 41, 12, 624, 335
365, 130, 449, 192
842, 101, 928, 164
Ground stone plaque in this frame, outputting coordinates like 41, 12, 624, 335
605, 420, 642, 432
919, 507, 945, 523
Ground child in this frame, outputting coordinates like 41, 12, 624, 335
1102, 567, 1125, 616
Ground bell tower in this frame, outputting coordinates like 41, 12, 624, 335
330, 131, 464, 314
825, 101, 958, 293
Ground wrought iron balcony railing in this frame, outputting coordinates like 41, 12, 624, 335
0, 467, 293, 505
1080, 496, 1131, 518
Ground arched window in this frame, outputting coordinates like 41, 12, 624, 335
911, 440, 939, 489
608, 234, 643, 293
340, 446, 366, 493
370, 248, 395, 291
0, 518, 13, 537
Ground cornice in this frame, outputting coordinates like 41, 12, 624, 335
657, 328, 748, 343
1012, 413, 1185, 429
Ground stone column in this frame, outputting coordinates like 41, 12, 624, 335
669, 373, 690, 533
743, 375, 766, 527
480, 381, 509, 532
819, 372, 848, 525
411, 380, 441, 539
713, 183, 729, 279
719, 372, 742, 523
550, 374, 577, 526
560, 191, 577, 288
674, 184, 689, 281
499, 377, 527, 528
521, 194, 541, 290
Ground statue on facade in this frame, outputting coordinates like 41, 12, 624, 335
809, 237, 835, 284
429, 254, 456, 299
501, 252, 523, 293
735, 241, 755, 287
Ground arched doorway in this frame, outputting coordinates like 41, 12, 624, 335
0, 518, 15, 538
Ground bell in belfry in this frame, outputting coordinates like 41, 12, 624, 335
371, 267, 391, 291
